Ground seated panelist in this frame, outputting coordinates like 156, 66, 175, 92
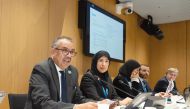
80, 50, 132, 105
24, 36, 98, 109
139, 64, 152, 92
113, 59, 152, 99
153, 67, 179, 95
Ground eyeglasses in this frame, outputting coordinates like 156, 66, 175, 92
55, 47, 77, 57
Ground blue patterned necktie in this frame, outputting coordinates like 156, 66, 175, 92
60, 71, 67, 102
142, 81, 147, 92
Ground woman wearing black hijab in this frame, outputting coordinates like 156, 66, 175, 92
80, 50, 132, 105
113, 59, 142, 99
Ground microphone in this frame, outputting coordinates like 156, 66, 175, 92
118, 80, 142, 94
93, 75, 135, 98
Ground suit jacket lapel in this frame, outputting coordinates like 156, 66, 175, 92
48, 58, 60, 98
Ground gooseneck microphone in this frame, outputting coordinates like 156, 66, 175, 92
117, 74, 143, 93
93, 75, 135, 98
118, 80, 142, 94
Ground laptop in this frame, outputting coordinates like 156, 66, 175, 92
125, 92, 152, 109
125, 92, 168, 109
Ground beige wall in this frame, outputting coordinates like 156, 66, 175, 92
0, 0, 149, 108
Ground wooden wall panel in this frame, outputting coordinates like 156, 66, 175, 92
61, 0, 85, 80
132, 16, 150, 65
0, 0, 49, 108
187, 21, 190, 87
49, 0, 67, 48
149, 22, 187, 92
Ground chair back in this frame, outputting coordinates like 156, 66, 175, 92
8, 94, 27, 109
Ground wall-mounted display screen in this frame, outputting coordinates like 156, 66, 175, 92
79, 1, 126, 62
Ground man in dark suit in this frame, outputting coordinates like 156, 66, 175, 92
24, 36, 97, 109
139, 64, 152, 92
153, 67, 179, 95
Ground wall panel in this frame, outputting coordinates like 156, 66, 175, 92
149, 22, 187, 92
187, 21, 190, 87
49, 0, 68, 48
0, 0, 49, 108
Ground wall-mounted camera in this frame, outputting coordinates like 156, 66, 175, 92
116, 0, 133, 15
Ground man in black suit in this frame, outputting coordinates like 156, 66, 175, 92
153, 67, 179, 95
139, 64, 152, 92
24, 36, 97, 109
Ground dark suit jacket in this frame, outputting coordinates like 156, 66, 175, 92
139, 78, 152, 93
80, 71, 120, 101
113, 75, 151, 99
24, 58, 91, 109
153, 76, 178, 95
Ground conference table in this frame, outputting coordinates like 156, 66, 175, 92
100, 95, 190, 109
133, 95, 190, 109
155, 95, 189, 109
1, 91, 190, 109
162, 95, 189, 109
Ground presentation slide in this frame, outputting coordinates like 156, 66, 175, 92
90, 7, 124, 60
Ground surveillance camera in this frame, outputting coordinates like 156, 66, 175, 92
116, 1, 133, 14
124, 5, 133, 14
126, 8, 133, 14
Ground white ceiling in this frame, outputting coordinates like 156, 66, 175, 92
133, 0, 190, 24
